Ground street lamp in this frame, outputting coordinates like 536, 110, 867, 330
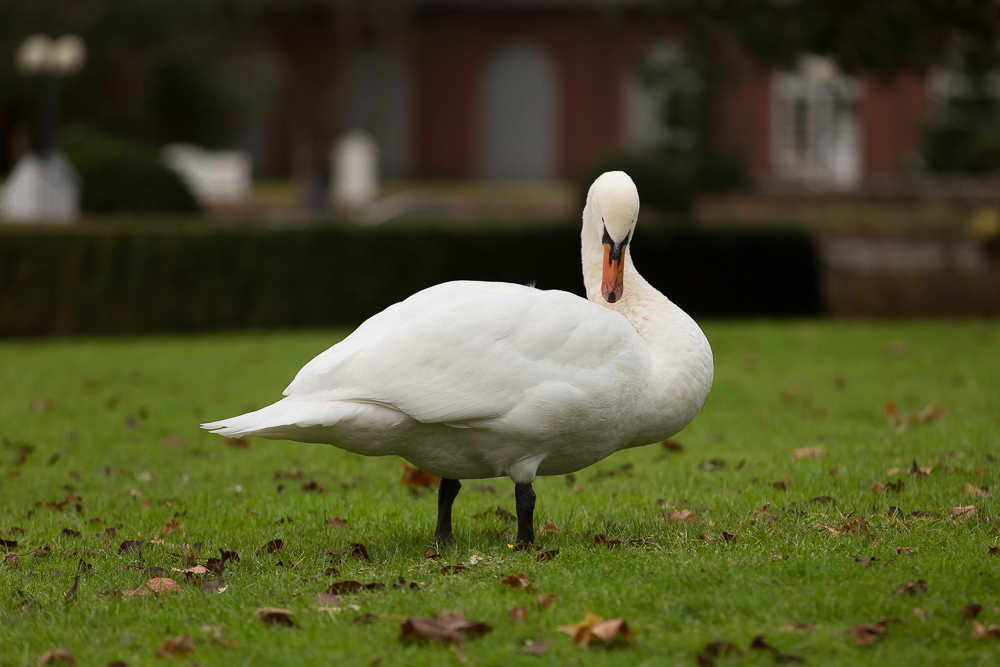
0, 34, 87, 222
16, 34, 87, 156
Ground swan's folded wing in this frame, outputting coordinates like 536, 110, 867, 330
283, 282, 644, 425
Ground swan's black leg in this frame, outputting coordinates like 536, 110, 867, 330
434, 478, 462, 545
514, 482, 536, 544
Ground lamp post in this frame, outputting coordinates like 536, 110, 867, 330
16, 34, 87, 156
0, 34, 87, 223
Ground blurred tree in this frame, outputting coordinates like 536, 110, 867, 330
646, 0, 1000, 173
0, 0, 277, 172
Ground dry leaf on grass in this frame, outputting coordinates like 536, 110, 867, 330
400, 462, 440, 487
535, 549, 559, 562
118, 540, 143, 555
661, 439, 685, 453
538, 520, 560, 535
891, 547, 919, 555
963, 603, 982, 620
36, 648, 74, 665
399, 609, 492, 645
253, 607, 298, 627
155, 634, 194, 658
791, 447, 824, 459
121, 586, 151, 599
501, 572, 534, 590
989, 546, 999, 556
508, 605, 526, 623
972, 621, 1000, 640
258, 538, 283, 555
145, 577, 183, 595
154, 517, 182, 540
962, 484, 990, 497
557, 610, 634, 648
850, 618, 903, 645
914, 405, 947, 423
536, 593, 557, 608
891, 580, 928, 595
593, 533, 622, 547
667, 509, 700, 525
328, 517, 349, 528
949, 506, 976, 521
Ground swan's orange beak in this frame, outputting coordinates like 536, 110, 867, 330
602, 242, 625, 303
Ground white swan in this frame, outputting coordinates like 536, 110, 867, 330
202, 171, 713, 544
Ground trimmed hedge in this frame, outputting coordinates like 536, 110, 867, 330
0, 223, 821, 337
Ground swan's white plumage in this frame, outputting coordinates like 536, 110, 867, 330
202, 171, 713, 484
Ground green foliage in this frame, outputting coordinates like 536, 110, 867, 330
61, 135, 199, 213
0, 0, 272, 165
0, 224, 820, 337
0, 321, 997, 665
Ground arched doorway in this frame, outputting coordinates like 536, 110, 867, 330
342, 47, 414, 178
479, 41, 560, 180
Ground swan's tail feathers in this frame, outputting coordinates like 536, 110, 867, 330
200, 398, 345, 441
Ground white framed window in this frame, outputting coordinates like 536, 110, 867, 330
771, 56, 862, 189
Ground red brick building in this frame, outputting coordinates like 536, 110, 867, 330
267, 0, 928, 190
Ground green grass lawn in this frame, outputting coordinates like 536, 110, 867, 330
1, 321, 998, 666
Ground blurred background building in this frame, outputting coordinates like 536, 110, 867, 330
2, 0, 998, 200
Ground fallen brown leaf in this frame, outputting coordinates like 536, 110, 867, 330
508, 605, 526, 623
121, 586, 151, 599
661, 439, 685, 453
871, 482, 887, 494
557, 611, 634, 648
535, 549, 559, 562
964, 603, 982, 621
891, 580, 928, 595
474, 506, 515, 523
791, 447, 824, 459
146, 577, 183, 595
972, 621, 1000, 640
400, 462, 440, 488
399, 609, 492, 645
154, 517, 182, 540
593, 533, 622, 547
850, 624, 884, 645
666, 509, 700, 525
962, 483, 990, 497
253, 607, 297, 627
155, 634, 194, 658
328, 517, 348, 528
118, 540, 143, 555
258, 538, 283, 555
891, 547, 919, 555
537, 593, 557, 608
172, 564, 211, 577
36, 648, 74, 665
441, 564, 470, 574
914, 404, 946, 423
950, 506, 976, 521
854, 556, 878, 566
538, 520, 560, 535
989, 546, 999, 556
500, 572, 533, 590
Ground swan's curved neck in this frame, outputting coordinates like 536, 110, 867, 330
581, 212, 675, 340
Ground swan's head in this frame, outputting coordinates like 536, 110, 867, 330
586, 171, 639, 303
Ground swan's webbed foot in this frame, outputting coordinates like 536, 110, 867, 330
514, 482, 536, 544
434, 478, 462, 545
